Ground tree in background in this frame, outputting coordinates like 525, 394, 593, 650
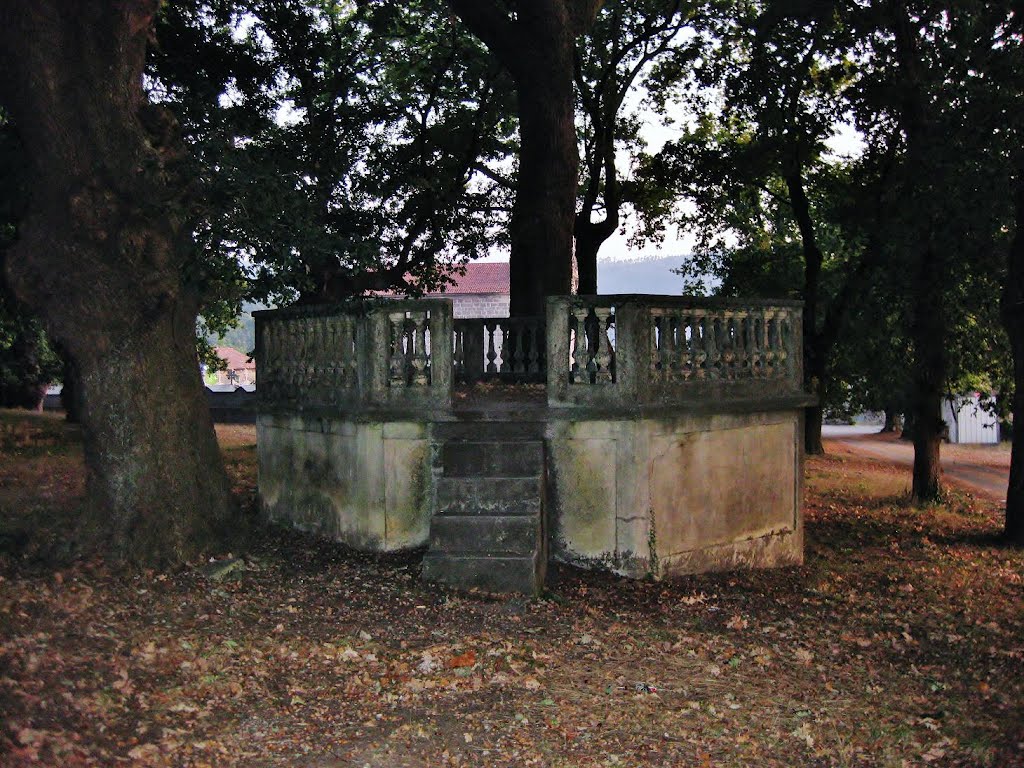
632, 0, 879, 454
448, 0, 603, 316
573, 0, 697, 294
151, 0, 516, 315
0, 111, 62, 410
855, 0, 1018, 501
0, 0, 240, 566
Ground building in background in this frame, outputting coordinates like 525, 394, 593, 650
426, 262, 510, 318
209, 346, 256, 388
941, 394, 1000, 444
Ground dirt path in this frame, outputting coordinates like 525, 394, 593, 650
824, 429, 1010, 502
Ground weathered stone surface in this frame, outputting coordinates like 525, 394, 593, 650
434, 477, 543, 516
256, 296, 808, 589
420, 553, 544, 595
257, 415, 430, 551
441, 440, 543, 478
547, 411, 802, 579
423, 431, 546, 595
428, 515, 539, 555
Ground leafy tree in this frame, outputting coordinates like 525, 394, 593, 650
150, 0, 516, 311
852, 0, 1018, 501
0, 111, 62, 410
573, 0, 697, 294
448, 0, 603, 316
633, 0, 883, 454
0, 0, 240, 566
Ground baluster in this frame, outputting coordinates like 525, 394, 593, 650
662, 312, 676, 381
483, 321, 497, 375
453, 326, 465, 382
571, 307, 590, 383
684, 315, 700, 382
765, 311, 778, 380
705, 315, 720, 379
592, 308, 613, 383
748, 312, 761, 378
511, 322, 526, 375
410, 313, 429, 386
723, 312, 738, 379
343, 316, 356, 387
388, 312, 408, 386
527, 322, 540, 374
672, 311, 688, 379
777, 311, 791, 378
497, 320, 511, 374
650, 312, 663, 377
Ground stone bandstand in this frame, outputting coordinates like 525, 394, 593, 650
255, 295, 811, 594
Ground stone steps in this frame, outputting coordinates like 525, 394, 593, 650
422, 434, 545, 595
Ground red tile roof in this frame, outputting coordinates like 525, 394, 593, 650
215, 346, 255, 370
432, 262, 509, 295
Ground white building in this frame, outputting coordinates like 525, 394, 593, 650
941, 394, 1000, 444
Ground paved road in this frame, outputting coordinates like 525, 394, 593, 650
822, 429, 1009, 502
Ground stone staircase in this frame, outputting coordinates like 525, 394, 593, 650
421, 425, 546, 594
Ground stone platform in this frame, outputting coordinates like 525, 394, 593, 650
255, 295, 813, 593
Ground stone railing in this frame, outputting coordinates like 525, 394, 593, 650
256, 299, 453, 412
256, 295, 803, 413
546, 295, 803, 407
453, 316, 546, 383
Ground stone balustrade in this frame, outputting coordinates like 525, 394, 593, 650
257, 294, 803, 413
545, 295, 803, 408
256, 293, 810, 583
256, 298, 453, 413
453, 316, 546, 383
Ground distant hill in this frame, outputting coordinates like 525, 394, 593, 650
598, 255, 691, 295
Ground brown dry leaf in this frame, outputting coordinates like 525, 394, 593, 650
448, 650, 476, 669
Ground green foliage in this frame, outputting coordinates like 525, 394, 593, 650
574, 0, 698, 264
149, 0, 517, 308
0, 111, 62, 408
633, 0, 1019, 426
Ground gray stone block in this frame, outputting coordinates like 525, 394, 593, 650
429, 515, 539, 555
421, 552, 543, 595
434, 477, 543, 516
441, 440, 543, 477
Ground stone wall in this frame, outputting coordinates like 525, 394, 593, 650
258, 414, 431, 551
254, 294, 810, 581
450, 294, 510, 319
547, 409, 803, 578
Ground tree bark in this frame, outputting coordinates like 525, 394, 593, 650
881, 407, 899, 433
512, 71, 578, 316
449, 0, 600, 316
1001, 160, 1024, 545
783, 172, 828, 455
574, 219, 615, 296
0, 0, 240, 566
890, 0, 945, 503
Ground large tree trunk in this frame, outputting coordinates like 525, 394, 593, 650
909, 252, 946, 502
803, 346, 827, 455
1001, 160, 1024, 545
881, 406, 899, 433
0, 0, 240, 566
448, 0, 600, 317
890, 0, 945, 504
574, 220, 614, 296
783, 172, 827, 455
511, 71, 577, 316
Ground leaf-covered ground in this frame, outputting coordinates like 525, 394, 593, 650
0, 410, 1021, 767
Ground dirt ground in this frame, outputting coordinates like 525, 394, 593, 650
825, 431, 1010, 502
0, 411, 1022, 767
